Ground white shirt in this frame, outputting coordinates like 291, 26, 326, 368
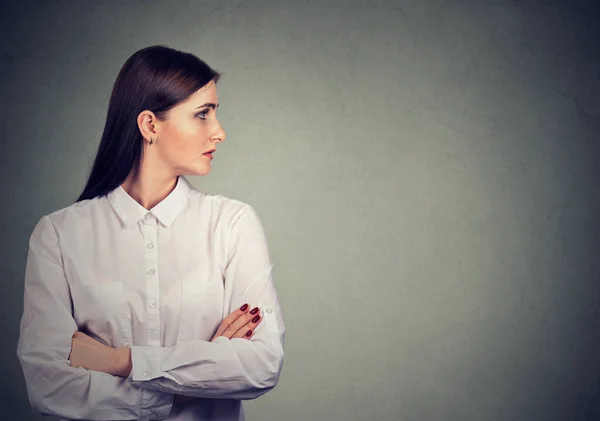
16, 176, 285, 421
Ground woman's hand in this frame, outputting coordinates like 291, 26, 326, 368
173, 305, 262, 405
211, 303, 262, 341
68, 331, 131, 377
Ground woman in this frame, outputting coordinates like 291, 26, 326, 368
16, 45, 285, 421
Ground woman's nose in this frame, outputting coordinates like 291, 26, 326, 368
212, 121, 226, 143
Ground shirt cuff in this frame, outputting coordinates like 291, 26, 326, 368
130, 345, 163, 381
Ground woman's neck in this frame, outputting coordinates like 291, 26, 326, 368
120, 166, 178, 210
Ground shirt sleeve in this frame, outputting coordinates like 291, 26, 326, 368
129, 205, 286, 400
16, 215, 174, 420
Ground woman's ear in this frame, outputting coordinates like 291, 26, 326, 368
137, 110, 159, 142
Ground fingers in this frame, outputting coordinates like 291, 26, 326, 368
212, 303, 250, 338
232, 311, 263, 339
221, 306, 261, 339
210, 304, 264, 342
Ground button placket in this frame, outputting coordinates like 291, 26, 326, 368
141, 215, 161, 347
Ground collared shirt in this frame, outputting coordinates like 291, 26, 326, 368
16, 176, 285, 421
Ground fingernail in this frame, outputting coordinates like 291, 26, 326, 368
252, 315, 260, 323
240, 304, 249, 311
250, 307, 259, 315
246, 330, 252, 337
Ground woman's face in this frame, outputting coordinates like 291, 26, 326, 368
155, 80, 225, 176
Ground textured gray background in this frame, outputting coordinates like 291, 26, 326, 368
1, 1, 600, 420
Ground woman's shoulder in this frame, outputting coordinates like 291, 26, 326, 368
191, 192, 266, 240
192, 190, 255, 222
28, 197, 101, 246
43, 196, 101, 224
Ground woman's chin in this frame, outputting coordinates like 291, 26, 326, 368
186, 163, 211, 176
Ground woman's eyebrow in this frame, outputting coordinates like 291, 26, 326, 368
195, 102, 219, 109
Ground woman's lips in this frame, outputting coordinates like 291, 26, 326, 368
203, 153, 213, 159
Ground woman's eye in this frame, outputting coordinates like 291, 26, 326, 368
197, 110, 208, 119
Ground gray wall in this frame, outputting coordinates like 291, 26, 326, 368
2, 1, 599, 420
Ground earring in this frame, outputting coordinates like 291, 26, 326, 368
149, 138, 155, 145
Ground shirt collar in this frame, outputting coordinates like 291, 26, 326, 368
107, 176, 192, 228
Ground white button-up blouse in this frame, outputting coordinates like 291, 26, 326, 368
16, 176, 285, 421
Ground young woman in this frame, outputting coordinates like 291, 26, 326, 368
17, 45, 285, 421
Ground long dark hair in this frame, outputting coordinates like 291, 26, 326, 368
75, 45, 221, 202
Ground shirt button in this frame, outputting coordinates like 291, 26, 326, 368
145, 213, 152, 220
146, 243, 154, 249
266, 308, 273, 314
147, 269, 155, 275
143, 370, 150, 377
148, 300, 157, 308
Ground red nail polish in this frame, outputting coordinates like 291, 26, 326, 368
252, 315, 260, 323
240, 304, 248, 311
246, 330, 252, 337
250, 307, 259, 315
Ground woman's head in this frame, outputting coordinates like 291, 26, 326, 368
76, 45, 224, 202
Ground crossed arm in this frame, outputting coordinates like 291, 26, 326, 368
67, 300, 270, 404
